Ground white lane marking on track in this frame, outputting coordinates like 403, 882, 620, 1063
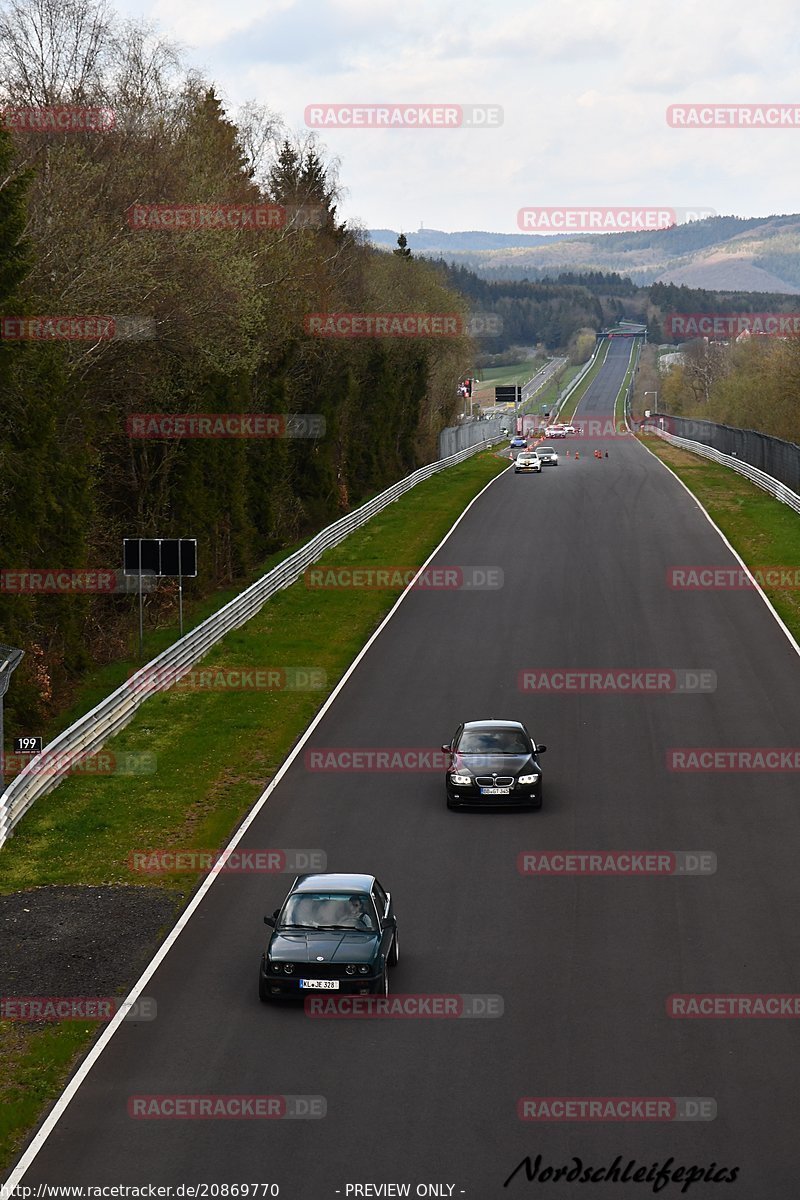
5, 455, 512, 1188
631, 421, 800, 662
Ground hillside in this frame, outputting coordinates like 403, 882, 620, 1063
370, 216, 800, 293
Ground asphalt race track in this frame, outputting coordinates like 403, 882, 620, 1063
13, 336, 800, 1196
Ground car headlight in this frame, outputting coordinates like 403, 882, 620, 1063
450, 773, 472, 786
358, 965, 370, 975
272, 962, 282, 973
283, 963, 294, 974
518, 773, 540, 785
346, 964, 356, 975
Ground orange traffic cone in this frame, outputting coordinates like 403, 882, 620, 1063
575, 451, 580, 460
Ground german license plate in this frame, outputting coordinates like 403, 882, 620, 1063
480, 786, 511, 795
300, 979, 339, 990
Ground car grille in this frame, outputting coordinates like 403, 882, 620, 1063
271, 962, 365, 979
475, 776, 514, 787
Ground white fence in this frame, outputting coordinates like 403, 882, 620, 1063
438, 417, 504, 459
647, 425, 800, 516
0, 435, 505, 849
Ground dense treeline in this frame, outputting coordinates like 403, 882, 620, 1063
639, 337, 800, 446
0, 0, 473, 729
434, 261, 604, 351
431, 260, 800, 352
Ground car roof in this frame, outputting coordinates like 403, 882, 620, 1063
292, 872, 375, 893
463, 719, 526, 731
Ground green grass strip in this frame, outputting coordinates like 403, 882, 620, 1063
1, 447, 508, 892
0, 446, 508, 1173
557, 340, 611, 423
638, 434, 800, 644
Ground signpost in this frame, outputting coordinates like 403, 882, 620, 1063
0, 645, 24, 795
123, 538, 198, 657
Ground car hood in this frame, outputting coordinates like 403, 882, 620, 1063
453, 752, 538, 774
268, 930, 378, 963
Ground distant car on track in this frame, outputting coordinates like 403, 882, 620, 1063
259, 872, 398, 1001
514, 452, 542, 474
536, 445, 559, 465
510, 435, 527, 449
443, 719, 547, 810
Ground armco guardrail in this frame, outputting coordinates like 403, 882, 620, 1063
644, 423, 800, 517
0, 435, 505, 849
642, 414, 800, 495
548, 343, 602, 422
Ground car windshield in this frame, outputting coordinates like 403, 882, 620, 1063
538, 446, 555, 453
458, 728, 531, 754
280, 892, 376, 930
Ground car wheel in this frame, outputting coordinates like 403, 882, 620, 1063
388, 929, 399, 966
258, 970, 270, 1003
375, 965, 389, 996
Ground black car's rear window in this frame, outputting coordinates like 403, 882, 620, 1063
458, 729, 531, 754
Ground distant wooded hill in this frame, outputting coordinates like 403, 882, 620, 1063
370, 216, 800, 294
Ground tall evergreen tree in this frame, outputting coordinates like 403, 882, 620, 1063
393, 233, 412, 259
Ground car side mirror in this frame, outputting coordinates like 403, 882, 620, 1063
441, 744, 451, 753
535, 744, 547, 754
264, 915, 276, 927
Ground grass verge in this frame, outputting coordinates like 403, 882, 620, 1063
638, 434, 800, 642
557, 340, 611, 423
0, 446, 508, 1174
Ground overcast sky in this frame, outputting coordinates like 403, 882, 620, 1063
112, 0, 800, 233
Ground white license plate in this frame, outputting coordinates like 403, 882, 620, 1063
480, 786, 511, 795
300, 979, 340, 990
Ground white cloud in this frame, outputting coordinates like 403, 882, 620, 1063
108, 0, 800, 231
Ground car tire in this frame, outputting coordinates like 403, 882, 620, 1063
388, 929, 399, 966
375, 965, 389, 996
258, 970, 270, 1003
